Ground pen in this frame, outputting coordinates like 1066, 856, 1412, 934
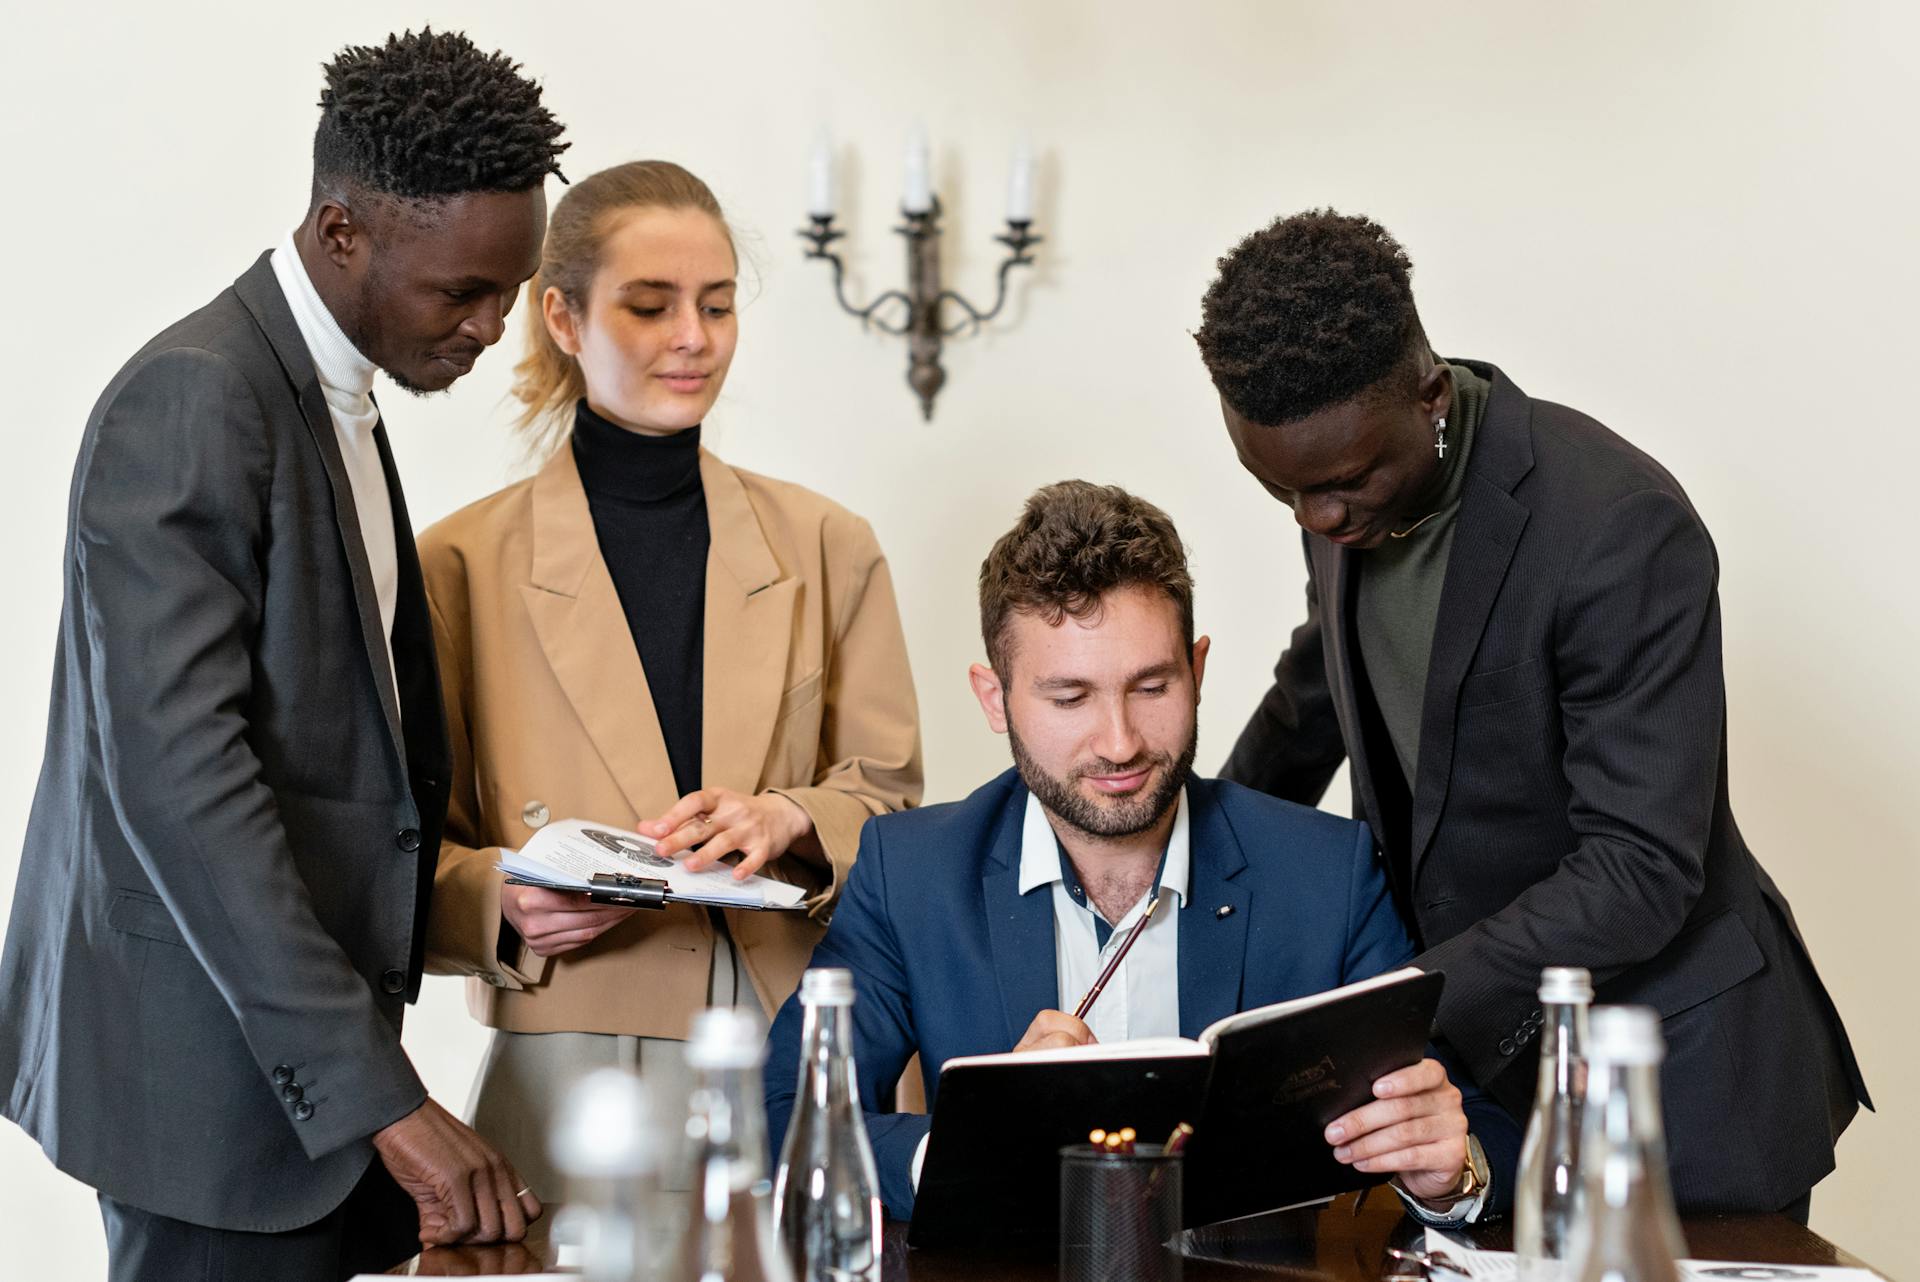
1072, 890, 1163, 1022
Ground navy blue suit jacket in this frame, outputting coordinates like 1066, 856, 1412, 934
765, 770, 1518, 1221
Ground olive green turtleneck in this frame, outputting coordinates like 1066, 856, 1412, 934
1353, 360, 1492, 788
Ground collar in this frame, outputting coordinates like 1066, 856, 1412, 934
269, 232, 376, 400
1015, 787, 1191, 910
571, 399, 705, 505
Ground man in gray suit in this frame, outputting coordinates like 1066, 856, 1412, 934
0, 31, 568, 1281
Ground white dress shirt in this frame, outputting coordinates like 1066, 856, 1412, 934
1018, 789, 1189, 1043
268, 235, 399, 703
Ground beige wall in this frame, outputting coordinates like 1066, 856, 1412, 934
1, 2, 1911, 1275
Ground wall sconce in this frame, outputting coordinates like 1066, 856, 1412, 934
799, 127, 1043, 420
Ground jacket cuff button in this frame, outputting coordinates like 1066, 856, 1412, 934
293, 1100, 315, 1121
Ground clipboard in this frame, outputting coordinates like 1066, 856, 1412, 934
502, 871, 809, 912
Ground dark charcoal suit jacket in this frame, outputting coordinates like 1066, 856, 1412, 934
1222, 361, 1868, 1213
0, 253, 450, 1231
764, 769, 1521, 1223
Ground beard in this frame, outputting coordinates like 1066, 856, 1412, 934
1007, 713, 1198, 841
335, 253, 442, 397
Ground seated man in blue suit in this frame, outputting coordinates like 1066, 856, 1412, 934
766, 480, 1518, 1224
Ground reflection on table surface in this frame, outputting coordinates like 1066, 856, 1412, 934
391, 1185, 1878, 1279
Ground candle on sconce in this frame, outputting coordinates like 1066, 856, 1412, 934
1006, 136, 1035, 224
808, 130, 835, 220
902, 123, 933, 215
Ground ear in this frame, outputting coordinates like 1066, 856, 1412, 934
1189, 635, 1211, 700
1418, 359, 1453, 422
542, 285, 584, 356
968, 662, 1010, 735
308, 198, 363, 270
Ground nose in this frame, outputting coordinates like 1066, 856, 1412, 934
1091, 696, 1146, 769
460, 295, 510, 348
671, 302, 709, 354
1293, 492, 1349, 537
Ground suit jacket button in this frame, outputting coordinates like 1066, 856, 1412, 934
396, 829, 421, 852
381, 969, 407, 994
293, 1100, 315, 1121
521, 801, 549, 829
272, 1064, 295, 1085
281, 1083, 303, 1103
1498, 1037, 1516, 1056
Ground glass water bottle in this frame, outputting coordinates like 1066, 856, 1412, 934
1565, 1006, 1689, 1282
1515, 966, 1594, 1282
550, 1067, 658, 1282
773, 968, 882, 1282
675, 1007, 794, 1282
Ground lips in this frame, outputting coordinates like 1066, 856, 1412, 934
1084, 768, 1152, 795
433, 350, 481, 375
657, 371, 710, 392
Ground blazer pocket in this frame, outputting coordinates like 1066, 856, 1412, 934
108, 889, 188, 948
774, 670, 824, 723
1604, 909, 1766, 1019
1457, 657, 1548, 709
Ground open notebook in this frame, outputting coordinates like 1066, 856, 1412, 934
909, 967, 1444, 1247
498, 818, 808, 912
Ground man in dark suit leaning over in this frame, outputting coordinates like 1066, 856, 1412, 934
766, 481, 1518, 1224
0, 31, 568, 1281
1194, 210, 1868, 1218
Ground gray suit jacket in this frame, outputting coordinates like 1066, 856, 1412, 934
0, 252, 451, 1231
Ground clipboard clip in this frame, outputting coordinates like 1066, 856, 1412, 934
587, 872, 671, 910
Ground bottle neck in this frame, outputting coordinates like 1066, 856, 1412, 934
1534, 1000, 1590, 1104
798, 1001, 859, 1110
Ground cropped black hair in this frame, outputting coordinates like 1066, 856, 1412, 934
312, 28, 568, 203
1195, 209, 1425, 425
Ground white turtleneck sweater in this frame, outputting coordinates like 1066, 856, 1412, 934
268, 234, 399, 706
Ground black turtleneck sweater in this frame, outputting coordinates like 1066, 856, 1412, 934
571, 401, 709, 798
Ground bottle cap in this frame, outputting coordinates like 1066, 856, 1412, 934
799, 967, 856, 1007
685, 1006, 767, 1070
1537, 967, 1594, 1005
548, 1068, 655, 1177
1587, 1005, 1665, 1066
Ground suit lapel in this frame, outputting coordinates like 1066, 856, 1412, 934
1178, 780, 1250, 1038
232, 253, 405, 765
1315, 538, 1391, 841
979, 786, 1062, 1046
1409, 368, 1535, 870
372, 419, 448, 779
519, 446, 678, 823
698, 451, 797, 794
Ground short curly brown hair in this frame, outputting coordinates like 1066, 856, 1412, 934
1194, 208, 1425, 425
979, 481, 1194, 679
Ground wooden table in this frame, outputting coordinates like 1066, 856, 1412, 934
393, 1187, 1883, 1278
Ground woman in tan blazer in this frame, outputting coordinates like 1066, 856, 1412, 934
419, 161, 922, 1198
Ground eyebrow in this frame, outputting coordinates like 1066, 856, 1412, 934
617, 278, 737, 294
1030, 661, 1182, 692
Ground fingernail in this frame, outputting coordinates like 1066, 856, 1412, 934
1325, 1124, 1346, 1142
1334, 1145, 1351, 1162
1377, 1080, 1394, 1096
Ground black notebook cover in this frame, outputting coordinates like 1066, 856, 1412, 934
906, 969, 1444, 1249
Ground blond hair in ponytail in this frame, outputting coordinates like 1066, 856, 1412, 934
510, 160, 732, 459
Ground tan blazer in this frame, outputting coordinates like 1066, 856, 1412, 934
418, 444, 922, 1038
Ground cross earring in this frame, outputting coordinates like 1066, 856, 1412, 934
1434, 416, 1448, 460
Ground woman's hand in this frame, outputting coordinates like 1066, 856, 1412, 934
500, 884, 635, 958
1322, 1057, 1469, 1205
641, 787, 813, 879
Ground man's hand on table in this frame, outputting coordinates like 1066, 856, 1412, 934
374, 1098, 543, 1246
1322, 1058, 1469, 1206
